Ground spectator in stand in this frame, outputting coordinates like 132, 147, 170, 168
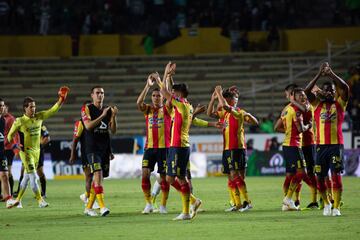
346, 0, 360, 25
260, 114, 275, 133
267, 25, 280, 51
269, 137, 280, 151
229, 14, 240, 52
142, 32, 154, 55
176, 7, 186, 28
246, 139, 254, 151
239, 31, 249, 51
0, 0, 10, 33
99, 3, 113, 34
39, 0, 51, 35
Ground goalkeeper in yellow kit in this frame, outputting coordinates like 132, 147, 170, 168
7, 86, 69, 208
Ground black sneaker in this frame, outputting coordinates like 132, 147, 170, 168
306, 202, 319, 209
331, 199, 335, 209
294, 200, 300, 208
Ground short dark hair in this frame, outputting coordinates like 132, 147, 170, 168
322, 81, 335, 89
292, 87, 304, 97
284, 83, 298, 92
172, 83, 189, 97
23, 97, 35, 110
0, 97, 4, 103
152, 88, 160, 93
222, 88, 238, 99
91, 86, 103, 93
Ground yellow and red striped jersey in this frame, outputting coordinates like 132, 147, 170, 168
73, 120, 84, 139
281, 104, 302, 147
170, 97, 193, 147
217, 107, 246, 150
143, 104, 172, 149
302, 105, 315, 146
312, 97, 347, 145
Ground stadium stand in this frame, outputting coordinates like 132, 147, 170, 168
1, 49, 359, 138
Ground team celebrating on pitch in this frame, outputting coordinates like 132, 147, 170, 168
0, 61, 348, 219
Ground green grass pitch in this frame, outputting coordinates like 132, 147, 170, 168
1, 177, 359, 240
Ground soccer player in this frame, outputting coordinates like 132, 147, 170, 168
0, 99, 17, 208
296, 99, 318, 209
2, 102, 19, 196
81, 86, 117, 217
7, 86, 69, 208
136, 73, 171, 214
274, 88, 312, 211
208, 86, 259, 212
156, 68, 221, 220
284, 84, 318, 209
70, 101, 99, 209
13, 125, 50, 203
304, 62, 349, 216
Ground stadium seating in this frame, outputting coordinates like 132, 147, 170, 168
1, 50, 358, 138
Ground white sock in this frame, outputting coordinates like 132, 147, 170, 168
151, 180, 161, 197
29, 172, 41, 195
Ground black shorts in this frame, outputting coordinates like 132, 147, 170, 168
81, 155, 89, 169
302, 145, 316, 175
283, 146, 306, 174
4, 150, 14, 166
87, 152, 110, 178
0, 158, 8, 172
166, 147, 190, 177
315, 144, 344, 178
142, 148, 167, 174
222, 149, 246, 174
81, 148, 89, 169
38, 149, 45, 169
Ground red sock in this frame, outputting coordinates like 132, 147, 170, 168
141, 178, 151, 192
180, 182, 190, 194
93, 185, 103, 194
171, 179, 181, 192
160, 180, 170, 192
296, 182, 302, 193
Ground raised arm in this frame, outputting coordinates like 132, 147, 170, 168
163, 62, 176, 92
156, 71, 172, 102
207, 90, 219, 119
214, 85, 230, 110
136, 75, 153, 112
37, 86, 69, 120
304, 64, 324, 103
325, 66, 350, 101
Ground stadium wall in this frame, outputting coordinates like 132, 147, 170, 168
1, 27, 360, 57
0, 35, 71, 57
